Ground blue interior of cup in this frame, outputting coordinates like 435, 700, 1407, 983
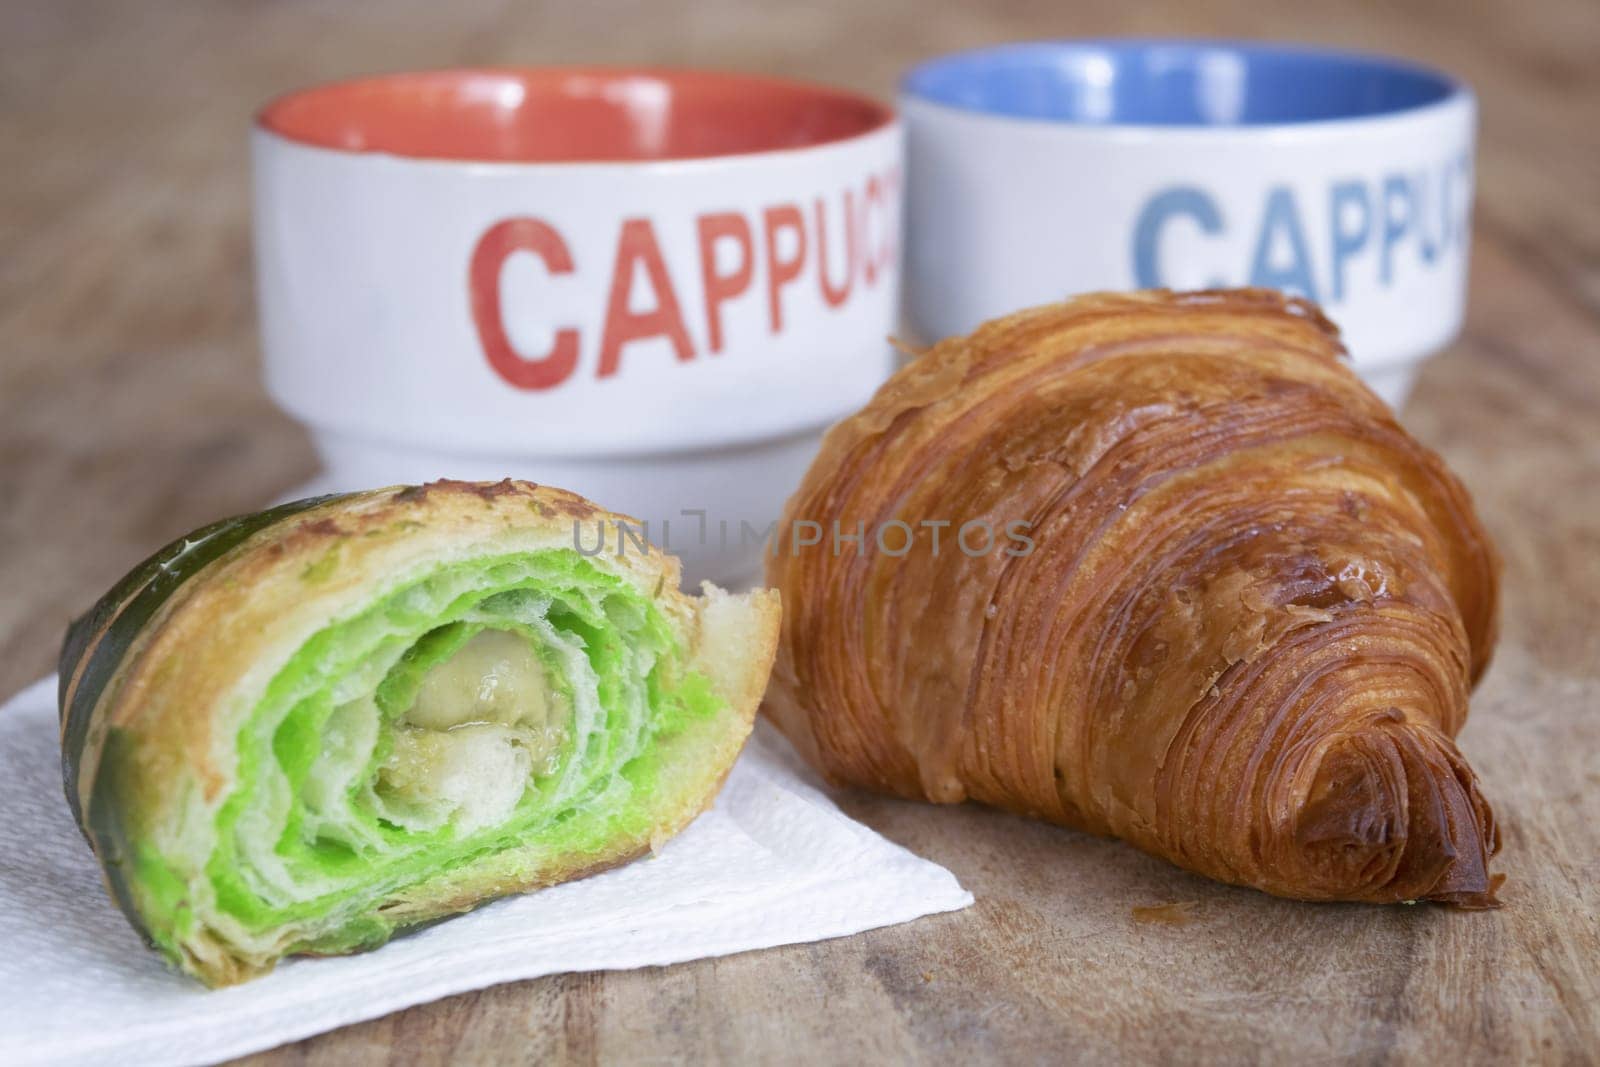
902, 41, 1462, 126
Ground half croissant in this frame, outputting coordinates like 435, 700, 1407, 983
61, 479, 779, 985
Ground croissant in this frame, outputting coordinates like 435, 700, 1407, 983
60, 479, 779, 985
765, 289, 1501, 906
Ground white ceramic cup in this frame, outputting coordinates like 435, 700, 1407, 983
902, 41, 1474, 408
254, 68, 901, 583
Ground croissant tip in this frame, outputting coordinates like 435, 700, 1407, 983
1431, 871, 1507, 910
1406, 733, 1501, 908
1292, 723, 1499, 906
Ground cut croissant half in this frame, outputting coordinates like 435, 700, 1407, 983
60, 479, 780, 985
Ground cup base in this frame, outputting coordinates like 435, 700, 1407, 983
1363, 362, 1422, 412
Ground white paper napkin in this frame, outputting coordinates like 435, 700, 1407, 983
0, 676, 971, 1067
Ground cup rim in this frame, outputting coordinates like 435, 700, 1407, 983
901, 39, 1471, 134
256, 66, 897, 168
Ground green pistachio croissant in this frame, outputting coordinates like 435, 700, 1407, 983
59, 480, 780, 986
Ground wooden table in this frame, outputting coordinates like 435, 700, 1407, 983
4, 1, 1596, 1062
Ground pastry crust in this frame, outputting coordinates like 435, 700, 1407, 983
61, 479, 780, 984
766, 289, 1501, 906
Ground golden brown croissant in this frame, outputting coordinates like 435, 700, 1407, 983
765, 289, 1501, 906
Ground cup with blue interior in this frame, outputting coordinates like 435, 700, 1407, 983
901, 40, 1474, 408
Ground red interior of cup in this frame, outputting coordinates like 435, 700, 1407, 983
258, 68, 893, 163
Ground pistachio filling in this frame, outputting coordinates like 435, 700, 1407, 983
190, 550, 722, 961
373, 630, 571, 835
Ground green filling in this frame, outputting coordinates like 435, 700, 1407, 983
144, 550, 720, 952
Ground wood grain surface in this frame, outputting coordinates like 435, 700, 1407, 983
3, 1, 1597, 1063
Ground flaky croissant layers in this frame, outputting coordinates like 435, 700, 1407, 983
766, 289, 1502, 906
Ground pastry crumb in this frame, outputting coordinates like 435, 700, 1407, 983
1130, 901, 1197, 926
